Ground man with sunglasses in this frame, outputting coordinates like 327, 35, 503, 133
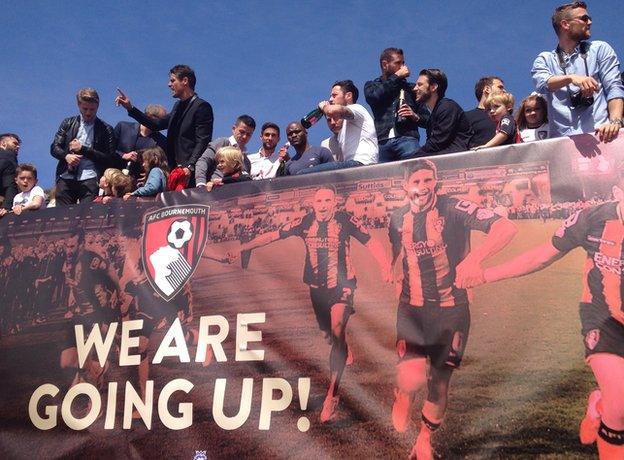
532, 2, 624, 142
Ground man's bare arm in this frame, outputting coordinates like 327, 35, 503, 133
484, 241, 565, 284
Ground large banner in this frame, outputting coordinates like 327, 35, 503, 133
1, 134, 624, 459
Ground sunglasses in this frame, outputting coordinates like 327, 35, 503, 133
570, 14, 592, 22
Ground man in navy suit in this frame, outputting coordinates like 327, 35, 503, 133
114, 104, 168, 180
115, 65, 214, 188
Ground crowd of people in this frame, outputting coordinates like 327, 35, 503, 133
1, 3, 624, 459
1, 1, 623, 217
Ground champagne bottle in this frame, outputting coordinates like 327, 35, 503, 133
395, 89, 406, 123
301, 108, 324, 129
275, 142, 290, 177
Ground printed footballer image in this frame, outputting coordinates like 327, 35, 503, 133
0, 139, 621, 459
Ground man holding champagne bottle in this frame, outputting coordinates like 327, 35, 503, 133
364, 47, 429, 163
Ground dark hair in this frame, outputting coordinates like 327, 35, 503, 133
316, 184, 338, 196
419, 69, 448, 98
16, 163, 37, 179
0, 133, 21, 144
474, 76, 503, 102
333, 80, 359, 103
236, 114, 256, 130
552, 2, 587, 35
380, 47, 403, 64
516, 94, 548, 130
261, 122, 280, 135
405, 159, 438, 180
169, 64, 196, 90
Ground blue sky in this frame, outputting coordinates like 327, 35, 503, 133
3, 0, 624, 188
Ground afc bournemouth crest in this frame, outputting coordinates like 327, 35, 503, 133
142, 205, 210, 301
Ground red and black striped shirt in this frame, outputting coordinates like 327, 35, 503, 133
552, 201, 624, 325
279, 211, 371, 289
389, 195, 500, 307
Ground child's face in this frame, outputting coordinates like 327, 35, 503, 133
488, 102, 510, 122
524, 100, 545, 127
15, 171, 37, 193
216, 157, 237, 175
99, 176, 110, 190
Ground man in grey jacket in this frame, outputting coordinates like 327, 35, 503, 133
195, 115, 255, 188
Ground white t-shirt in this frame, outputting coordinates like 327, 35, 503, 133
247, 148, 282, 180
519, 123, 549, 142
338, 104, 378, 165
13, 185, 45, 208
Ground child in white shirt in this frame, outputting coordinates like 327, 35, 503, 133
12, 164, 45, 215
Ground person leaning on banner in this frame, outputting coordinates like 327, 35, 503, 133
115, 64, 214, 188
281, 121, 334, 175
299, 80, 378, 174
321, 114, 344, 160
531, 2, 624, 143
114, 104, 167, 182
194, 115, 255, 188
0, 133, 20, 216
51, 88, 117, 206
411, 69, 474, 157
465, 76, 506, 146
247, 122, 282, 180
364, 47, 429, 163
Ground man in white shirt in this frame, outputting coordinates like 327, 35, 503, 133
299, 80, 378, 174
247, 122, 283, 180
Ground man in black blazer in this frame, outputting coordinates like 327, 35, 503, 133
115, 65, 214, 188
114, 104, 168, 180
50, 88, 117, 205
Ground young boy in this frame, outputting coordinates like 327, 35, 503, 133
205, 146, 251, 191
12, 164, 45, 215
473, 92, 517, 149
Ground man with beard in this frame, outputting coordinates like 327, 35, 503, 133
239, 186, 391, 422
412, 69, 474, 157
0, 133, 20, 216
532, 2, 624, 141
365, 47, 428, 162
389, 159, 516, 459
282, 122, 334, 175
247, 122, 283, 180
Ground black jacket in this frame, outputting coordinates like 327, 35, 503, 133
416, 98, 474, 156
0, 149, 18, 210
364, 75, 429, 142
50, 116, 117, 179
127, 95, 213, 170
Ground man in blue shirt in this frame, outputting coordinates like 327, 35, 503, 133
532, 1, 624, 142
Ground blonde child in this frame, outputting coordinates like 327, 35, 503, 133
516, 94, 549, 142
205, 146, 251, 192
474, 92, 517, 150
96, 168, 123, 202
124, 147, 169, 199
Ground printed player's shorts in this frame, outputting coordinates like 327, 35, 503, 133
396, 302, 470, 369
309, 286, 354, 333
580, 302, 624, 359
